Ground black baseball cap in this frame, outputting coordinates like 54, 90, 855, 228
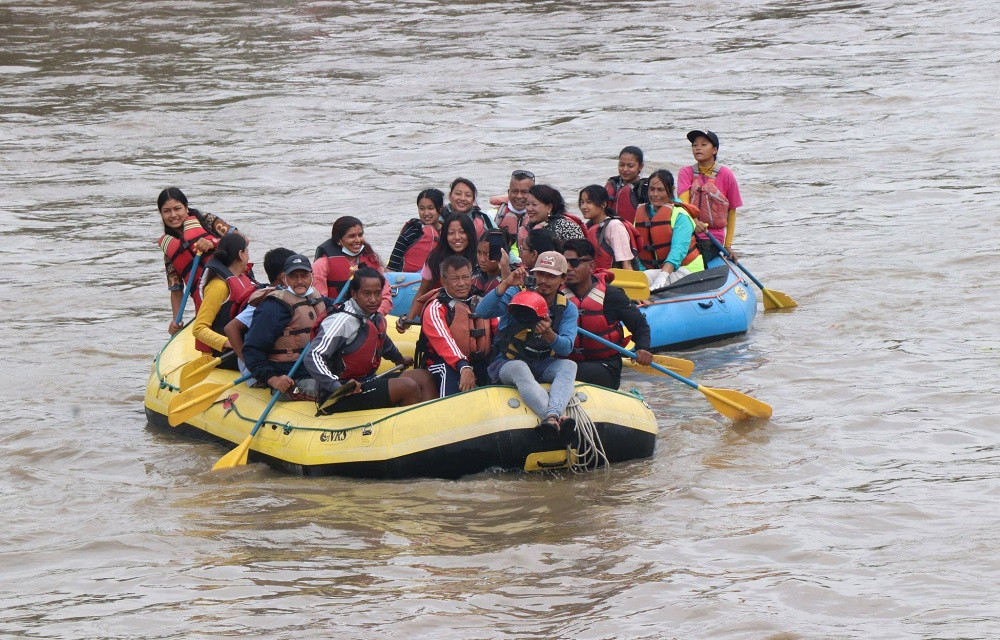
687, 130, 720, 148
283, 254, 312, 275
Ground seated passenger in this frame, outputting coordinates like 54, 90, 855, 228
155, 187, 234, 334
305, 268, 435, 414
224, 247, 296, 385
493, 170, 536, 237
634, 169, 706, 291
387, 188, 444, 272
313, 215, 393, 314
441, 177, 493, 236
578, 184, 639, 270
396, 213, 479, 333
603, 145, 646, 225
242, 254, 328, 397
520, 184, 586, 245
417, 256, 493, 397
472, 228, 511, 296
475, 251, 579, 440
191, 233, 259, 363
562, 239, 654, 390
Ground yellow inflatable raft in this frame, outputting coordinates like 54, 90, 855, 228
145, 324, 658, 479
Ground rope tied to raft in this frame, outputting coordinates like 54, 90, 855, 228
565, 394, 609, 472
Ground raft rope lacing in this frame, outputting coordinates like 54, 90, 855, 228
565, 394, 609, 472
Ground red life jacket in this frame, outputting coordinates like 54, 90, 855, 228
604, 177, 645, 225
339, 312, 388, 380
157, 216, 215, 308
633, 202, 702, 269
195, 258, 259, 353
566, 279, 627, 362
687, 164, 729, 229
315, 239, 383, 299
494, 203, 528, 237
265, 288, 327, 363
402, 223, 440, 272
585, 217, 641, 271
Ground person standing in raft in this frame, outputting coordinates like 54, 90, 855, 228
441, 177, 494, 237
387, 188, 444, 272
156, 187, 235, 334
578, 184, 639, 271
493, 170, 536, 237
241, 254, 328, 397
520, 184, 586, 245
635, 169, 706, 291
224, 246, 296, 385
416, 256, 494, 397
396, 213, 479, 333
475, 251, 579, 441
190, 233, 259, 365
313, 215, 393, 315
562, 239, 653, 390
677, 130, 743, 260
604, 146, 646, 225
305, 267, 435, 414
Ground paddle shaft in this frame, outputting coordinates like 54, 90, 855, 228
175, 253, 202, 326
577, 328, 698, 391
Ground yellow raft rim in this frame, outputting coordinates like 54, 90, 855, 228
145, 323, 658, 479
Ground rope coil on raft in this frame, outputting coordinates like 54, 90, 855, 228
565, 395, 609, 472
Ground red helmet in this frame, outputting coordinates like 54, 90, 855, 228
508, 290, 548, 325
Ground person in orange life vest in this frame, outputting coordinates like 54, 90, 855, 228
563, 239, 653, 390
441, 177, 494, 237
677, 130, 743, 261
191, 232, 259, 359
241, 254, 329, 397
578, 184, 639, 271
313, 215, 393, 314
472, 228, 512, 296
603, 146, 645, 225
475, 251, 579, 441
224, 246, 296, 385
387, 188, 444, 272
520, 184, 586, 245
305, 267, 435, 414
418, 256, 494, 397
156, 187, 234, 334
396, 213, 479, 333
493, 170, 536, 237
637, 169, 706, 292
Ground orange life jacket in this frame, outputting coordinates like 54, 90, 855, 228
415, 288, 492, 365
633, 202, 702, 270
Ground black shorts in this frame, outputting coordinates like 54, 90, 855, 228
426, 357, 490, 397
321, 377, 393, 414
575, 358, 623, 390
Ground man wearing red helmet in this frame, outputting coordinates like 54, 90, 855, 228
475, 251, 580, 441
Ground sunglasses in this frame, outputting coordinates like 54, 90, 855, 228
566, 257, 592, 268
511, 170, 535, 180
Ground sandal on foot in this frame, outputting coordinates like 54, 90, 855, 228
535, 416, 560, 441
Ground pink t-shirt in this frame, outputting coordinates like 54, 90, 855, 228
677, 164, 742, 244
605, 219, 635, 262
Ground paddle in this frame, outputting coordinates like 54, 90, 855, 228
608, 268, 650, 301
702, 233, 796, 310
175, 253, 202, 327
169, 372, 252, 427
623, 354, 694, 378
316, 363, 406, 414
212, 342, 313, 470
578, 328, 772, 421
179, 351, 235, 390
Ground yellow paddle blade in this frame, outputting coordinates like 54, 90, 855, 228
167, 380, 236, 427
699, 385, 773, 421
316, 380, 359, 415
212, 435, 252, 470
608, 268, 650, 301
179, 355, 222, 390
762, 288, 798, 311
623, 355, 695, 378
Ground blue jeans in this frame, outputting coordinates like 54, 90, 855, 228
492, 357, 577, 420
